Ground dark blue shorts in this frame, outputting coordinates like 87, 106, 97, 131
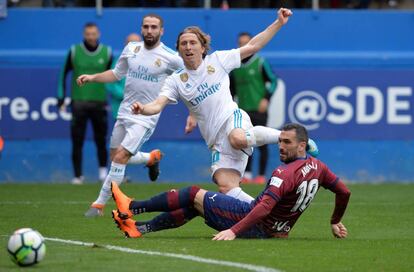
203, 191, 270, 239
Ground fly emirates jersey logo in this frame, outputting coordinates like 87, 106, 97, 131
127, 65, 159, 83
189, 82, 222, 106
301, 161, 318, 177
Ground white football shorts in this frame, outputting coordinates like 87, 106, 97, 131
211, 108, 253, 177
110, 118, 154, 155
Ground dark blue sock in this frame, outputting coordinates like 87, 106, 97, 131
130, 186, 200, 214
136, 207, 199, 233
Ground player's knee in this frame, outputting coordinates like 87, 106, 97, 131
213, 169, 241, 194
112, 147, 131, 164
217, 184, 232, 194
228, 132, 247, 150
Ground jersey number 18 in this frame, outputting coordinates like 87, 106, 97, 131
291, 179, 319, 212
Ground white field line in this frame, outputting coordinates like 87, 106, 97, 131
45, 237, 282, 272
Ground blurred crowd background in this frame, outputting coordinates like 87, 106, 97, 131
6, 0, 414, 9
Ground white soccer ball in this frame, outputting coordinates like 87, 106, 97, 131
7, 228, 46, 267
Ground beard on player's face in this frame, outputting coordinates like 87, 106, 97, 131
144, 33, 160, 47
279, 147, 298, 163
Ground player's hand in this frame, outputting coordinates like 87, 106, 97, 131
76, 74, 94, 86
278, 8, 293, 25
258, 98, 269, 113
212, 229, 236, 241
185, 115, 197, 134
131, 102, 144, 115
331, 222, 348, 238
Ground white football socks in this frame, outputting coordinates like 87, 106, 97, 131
128, 152, 150, 165
245, 126, 281, 147
98, 167, 107, 182
94, 162, 126, 205
226, 187, 254, 203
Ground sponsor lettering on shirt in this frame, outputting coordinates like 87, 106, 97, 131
189, 82, 222, 106
127, 65, 159, 83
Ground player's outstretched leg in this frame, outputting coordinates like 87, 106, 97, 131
112, 210, 142, 238
245, 126, 319, 157
136, 207, 198, 234
146, 149, 163, 181
111, 182, 200, 218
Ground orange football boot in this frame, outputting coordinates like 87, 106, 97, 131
111, 210, 141, 238
111, 181, 133, 219
146, 149, 163, 181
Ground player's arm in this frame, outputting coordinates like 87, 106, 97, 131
131, 95, 170, 116
328, 179, 351, 238
185, 113, 197, 134
213, 194, 277, 241
77, 70, 118, 86
240, 8, 292, 61
105, 61, 124, 100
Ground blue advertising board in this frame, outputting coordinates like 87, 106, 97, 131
1, 67, 412, 140
268, 69, 414, 140
0, 67, 201, 140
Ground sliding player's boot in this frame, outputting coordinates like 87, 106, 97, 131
111, 181, 133, 219
111, 210, 141, 238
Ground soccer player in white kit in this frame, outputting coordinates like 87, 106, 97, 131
131, 8, 319, 203
76, 14, 184, 217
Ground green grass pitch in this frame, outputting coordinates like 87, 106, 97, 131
0, 183, 413, 271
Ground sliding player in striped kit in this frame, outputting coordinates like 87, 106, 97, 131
110, 123, 348, 240
77, 14, 184, 217
132, 8, 319, 203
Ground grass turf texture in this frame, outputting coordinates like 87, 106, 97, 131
0, 183, 413, 272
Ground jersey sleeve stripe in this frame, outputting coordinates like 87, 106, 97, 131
233, 109, 242, 128
325, 177, 339, 190
161, 45, 177, 55
264, 190, 280, 202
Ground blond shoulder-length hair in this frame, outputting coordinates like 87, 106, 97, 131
176, 26, 211, 58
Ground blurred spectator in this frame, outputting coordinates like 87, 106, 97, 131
230, 32, 277, 184
57, 22, 112, 184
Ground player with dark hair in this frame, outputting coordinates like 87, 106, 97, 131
111, 123, 350, 240
77, 14, 184, 217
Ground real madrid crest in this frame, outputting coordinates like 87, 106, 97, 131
134, 46, 141, 53
180, 73, 189, 82
207, 65, 215, 74
155, 59, 162, 67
